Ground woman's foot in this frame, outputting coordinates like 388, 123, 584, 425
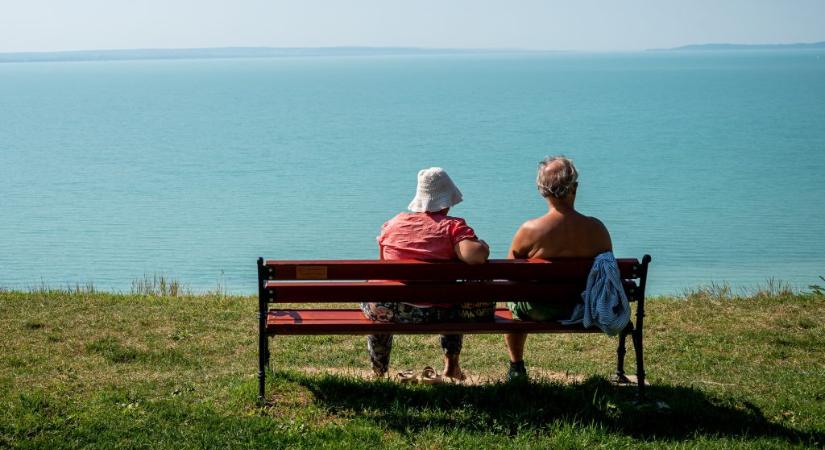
442, 369, 466, 382
442, 353, 466, 381
371, 366, 388, 380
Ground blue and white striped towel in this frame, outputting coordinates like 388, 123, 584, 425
559, 251, 630, 336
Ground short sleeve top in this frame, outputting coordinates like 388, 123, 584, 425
376, 212, 479, 308
377, 212, 478, 261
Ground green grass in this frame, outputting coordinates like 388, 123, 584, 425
1, 289, 823, 449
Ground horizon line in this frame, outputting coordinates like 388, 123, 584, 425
1, 41, 824, 63
2, 39, 824, 54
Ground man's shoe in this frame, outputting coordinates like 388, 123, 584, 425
506, 361, 528, 382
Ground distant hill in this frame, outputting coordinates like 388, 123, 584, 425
651, 41, 825, 51
0, 46, 504, 63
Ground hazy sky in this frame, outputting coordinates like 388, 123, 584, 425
2, 0, 824, 53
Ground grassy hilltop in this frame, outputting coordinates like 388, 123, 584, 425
1, 287, 823, 449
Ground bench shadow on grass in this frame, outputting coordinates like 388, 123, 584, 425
273, 371, 822, 445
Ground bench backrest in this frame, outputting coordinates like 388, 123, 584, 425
258, 256, 651, 308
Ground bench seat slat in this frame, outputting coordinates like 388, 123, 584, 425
265, 280, 582, 303
266, 308, 600, 335
262, 258, 641, 281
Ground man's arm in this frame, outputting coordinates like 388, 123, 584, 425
455, 239, 489, 265
507, 224, 532, 259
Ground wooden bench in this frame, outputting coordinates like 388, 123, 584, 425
256, 255, 652, 403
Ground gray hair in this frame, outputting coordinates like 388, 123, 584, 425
536, 156, 578, 199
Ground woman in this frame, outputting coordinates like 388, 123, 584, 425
360, 167, 493, 381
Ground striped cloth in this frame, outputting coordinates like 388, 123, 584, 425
559, 251, 630, 336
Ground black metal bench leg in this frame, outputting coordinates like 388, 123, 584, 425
633, 254, 651, 402
257, 305, 269, 404
632, 323, 646, 401
615, 322, 633, 383
258, 334, 267, 404
257, 257, 269, 405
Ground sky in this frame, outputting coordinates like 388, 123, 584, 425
1, 0, 824, 53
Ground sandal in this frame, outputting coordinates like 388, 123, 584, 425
396, 369, 418, 384
418, 366, 444, 385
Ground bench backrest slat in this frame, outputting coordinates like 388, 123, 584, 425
260, 258, 648, 305
262, 258, 642, 281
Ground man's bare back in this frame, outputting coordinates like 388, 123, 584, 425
508, 206, 612, 259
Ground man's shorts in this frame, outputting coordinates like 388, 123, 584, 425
507, 301, 571, 322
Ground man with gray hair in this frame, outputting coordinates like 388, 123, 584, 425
504, 156, 613, 381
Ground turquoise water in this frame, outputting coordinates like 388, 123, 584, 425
1, 51, 824, 295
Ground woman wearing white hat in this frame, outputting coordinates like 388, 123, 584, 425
360, 167, 493, 381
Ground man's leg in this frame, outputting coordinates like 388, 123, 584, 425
504, 333, 528, 381
505, 332, 527, 362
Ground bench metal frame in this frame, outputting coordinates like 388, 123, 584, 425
256, 255, 651, 404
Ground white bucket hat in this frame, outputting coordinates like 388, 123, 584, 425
407, 167, 463, 213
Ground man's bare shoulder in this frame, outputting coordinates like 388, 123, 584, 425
509, 216, 546, 254
585, 215, 613, 248
586, 215, 608, 230
516, 216, 549, 237
519, 216, 541, 230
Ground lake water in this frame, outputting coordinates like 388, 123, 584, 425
1, 51, 824, 295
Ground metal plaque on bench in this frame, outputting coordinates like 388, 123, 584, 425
296, 266, 328, 279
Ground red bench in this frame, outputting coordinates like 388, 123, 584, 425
256, 255, 652, 403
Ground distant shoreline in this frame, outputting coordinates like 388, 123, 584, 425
649, 41, 825, 51
0, 46, 536, 64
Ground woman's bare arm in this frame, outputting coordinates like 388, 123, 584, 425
455, 239, 489, 265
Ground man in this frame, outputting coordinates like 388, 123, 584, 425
504, 156, 613, 380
